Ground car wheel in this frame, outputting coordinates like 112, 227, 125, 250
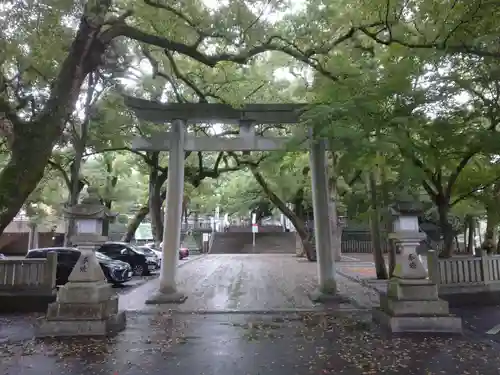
132, 264, 144, 276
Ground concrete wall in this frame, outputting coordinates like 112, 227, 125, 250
0, 233, 65, 255
4, 220, 65, 233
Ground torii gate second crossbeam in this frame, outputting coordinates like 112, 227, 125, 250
124, 96, 339, 305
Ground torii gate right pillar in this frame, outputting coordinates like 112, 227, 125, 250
309, 137, 338, 301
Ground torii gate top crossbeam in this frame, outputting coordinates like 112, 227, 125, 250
124, 96, 307, 124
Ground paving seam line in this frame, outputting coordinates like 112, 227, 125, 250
335, 270, 385, 310
125, 308, 370, 316
177, 254, 207, 268
336, 269, 381, 292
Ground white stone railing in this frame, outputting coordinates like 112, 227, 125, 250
0, 252, 57, 292
428, 250, 500, 288
181, 222, 213, 231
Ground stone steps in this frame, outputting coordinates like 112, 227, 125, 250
209, 232, 295, 254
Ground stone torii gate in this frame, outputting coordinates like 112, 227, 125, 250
124, 96, 339, 304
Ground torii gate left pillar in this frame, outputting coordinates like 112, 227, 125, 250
146, 119, 187, 304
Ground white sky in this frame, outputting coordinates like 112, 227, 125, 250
201, 0, 306, 22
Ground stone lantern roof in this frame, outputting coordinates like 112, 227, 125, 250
389, 195, 423, 217
62, 187, 117, 222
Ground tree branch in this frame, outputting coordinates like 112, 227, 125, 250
47, 160, 72, 190
347, 170, 363, 186
141, 47, 187, 103
102, 20, 384, 82
451, 175, 500, 206
359, 21, 500, 59
445, 149, 480, 198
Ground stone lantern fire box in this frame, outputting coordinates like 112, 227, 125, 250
35, 188, 125, 337
372, 198, 462, 334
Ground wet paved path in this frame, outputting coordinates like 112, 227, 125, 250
120, 254, 370, 312
4, 254, 500, 373
3, 311, 500, 375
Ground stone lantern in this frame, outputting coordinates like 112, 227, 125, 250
35, 187, 125, 337
388, 199, 427, 279
372, 196, 462, 334
66, 187, 117, 245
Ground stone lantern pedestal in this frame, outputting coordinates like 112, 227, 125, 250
372, 198, 462, 333
35, 188, 126, 337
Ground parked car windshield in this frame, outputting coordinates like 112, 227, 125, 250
128, 244, 145, 255
95, 251, 112, 261
138, 246, 155, 256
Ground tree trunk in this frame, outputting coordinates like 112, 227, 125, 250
436, 197, 454, 258
367, 171, 388, 279
0, 4, 111, 234
102, 218, 109, 237
380, 166, 396, 276
482, 206, 499, 255
291, 168, 310, 258
292, 201, 307, 257
301, 239, 316, 261
122, 206, 149, 242
0, 132, 64, 237
182, 194, 190, 227
193, 210, 199, 228
123, 188, 167, 243
149, 172, 167, 243
149, 181, 164, 242
251, 168, 316, 261
63, 175, 86, 246
27, 222, 39, 251
145, 153, 168, 243
65, 73, 95, 246
100, 158, 118, 238
101, 199, 112, 237
477, 218, 483, 246
329, 181, 342, 262
466, 215, 475, 254
65, 163, 82, 245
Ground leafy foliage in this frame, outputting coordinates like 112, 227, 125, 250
0, 0, 499, 256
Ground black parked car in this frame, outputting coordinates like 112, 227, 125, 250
26, 247, 133, 286
137, 246, 161, 269
97, 242, 157, 276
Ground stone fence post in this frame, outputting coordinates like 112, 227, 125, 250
427, 250, 440, 286
480, 251, 491, 284
44, 252, 57, 291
